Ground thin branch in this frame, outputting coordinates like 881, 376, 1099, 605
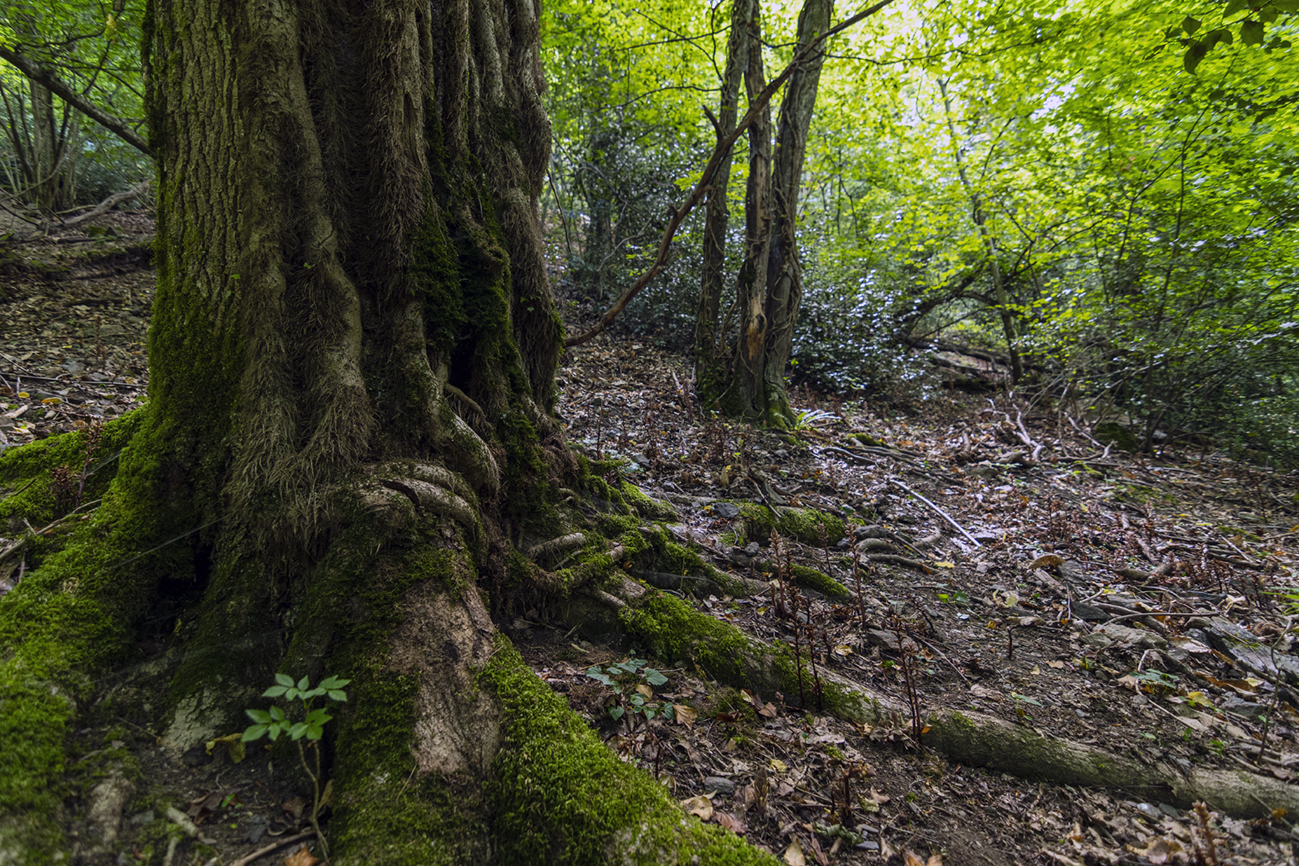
888, 478, 982, 549
0, 45, 152, 158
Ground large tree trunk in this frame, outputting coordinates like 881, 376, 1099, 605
693, 0, 832, 427
0, 0, 773, 862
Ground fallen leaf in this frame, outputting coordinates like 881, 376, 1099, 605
807, 832, 829, 865
715, 811, 747, 834
1125, 835, 1183, 863
783, 836, 806, 866
681, 795, 713, 820
1029, 554, 1064, 570
673, 704, 698, 727
769, 758, 788, 773
282, 844, 320, 866
1048, 660, 1065, 669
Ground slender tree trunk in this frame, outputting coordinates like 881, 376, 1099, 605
729, 12, 775, 418
693, 0, 754, 404
763, 0, 831, 418
577, 133, 615, 301
16, 77, 80, 212
694, 0, 833, 427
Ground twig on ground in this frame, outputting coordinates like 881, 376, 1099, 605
887, 478, 982, 548
229, 830, 316, 866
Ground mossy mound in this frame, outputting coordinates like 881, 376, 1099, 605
736, 503, 844, 547
787, 564, 850, 601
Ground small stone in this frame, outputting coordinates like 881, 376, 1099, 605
702, 776, 735, 793
180, 746, 212, 768
713, 502, 740, 519
1220, 695, 1266, 720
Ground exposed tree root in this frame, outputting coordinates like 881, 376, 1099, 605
525, 532, 588, 564
602, 581, 1299, 821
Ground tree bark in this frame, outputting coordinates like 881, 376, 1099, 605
762, 0, 831, 419
0, 0, 772, 862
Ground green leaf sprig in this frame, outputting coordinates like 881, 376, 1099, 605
243, 673, 351, 743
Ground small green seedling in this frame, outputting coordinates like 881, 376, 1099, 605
585, 658, 674, 725
244, 674, 350, 858
243, 673, 350, 742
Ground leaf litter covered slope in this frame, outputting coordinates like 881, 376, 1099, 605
1, 225, 1298, 864
0, 213, 152, 456
540, 329, 1299, 865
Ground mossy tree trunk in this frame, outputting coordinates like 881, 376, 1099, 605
0, 0, 775, 863
693, 0, 831, 428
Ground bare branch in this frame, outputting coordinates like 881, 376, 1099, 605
0, 45, 152, 158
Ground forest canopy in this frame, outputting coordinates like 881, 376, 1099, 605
2, 0, 1297, 456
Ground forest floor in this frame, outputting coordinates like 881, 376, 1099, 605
2, 216, 1299, 866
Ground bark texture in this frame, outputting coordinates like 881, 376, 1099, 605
0, 0, 771, 862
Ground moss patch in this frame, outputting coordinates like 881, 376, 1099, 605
483, 638, 774, 865
736, 504, 843, 547
787, 565, 850, 601
0, 412, 144, 534
620, 592, 876, 720
619, 481, 677, 521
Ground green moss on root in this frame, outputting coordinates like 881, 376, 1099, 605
0, 412, 143, 532
329, 673, 485, 866
737, 504, 843, 546
619, 481, 677, 520
619, 592, 870, 719
483, 639, 775, 865
310, 530, 488, 864
787, 565, 850, 601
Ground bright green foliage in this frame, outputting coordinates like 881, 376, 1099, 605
0, 0, 150, 207
584, 657, 675, 723
540, 0, 1297, 459
243, 673, 351, 743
